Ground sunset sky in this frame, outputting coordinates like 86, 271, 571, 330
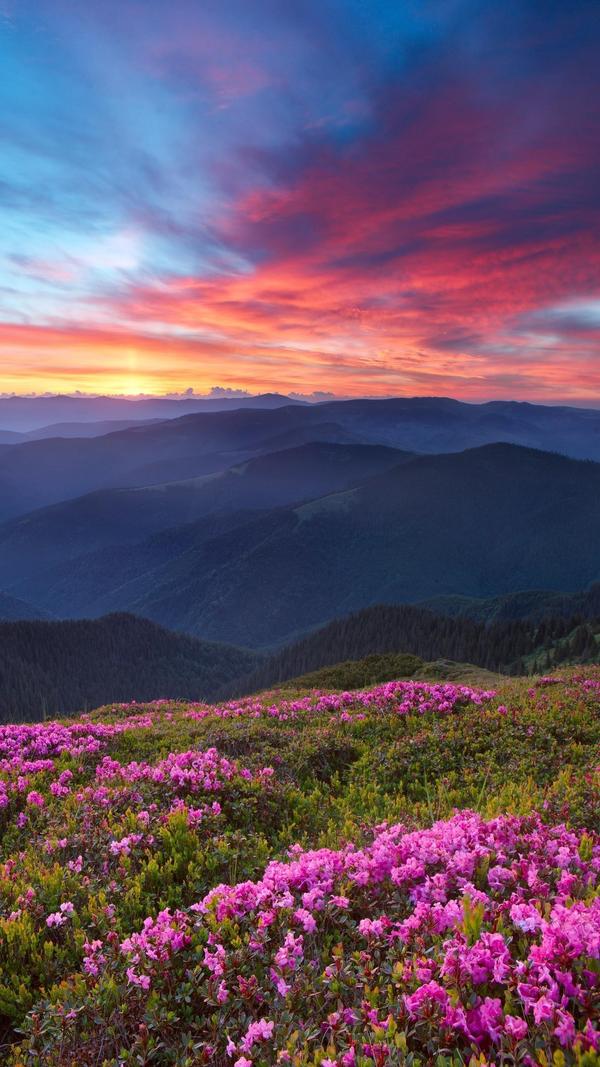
0, 0, 598, 402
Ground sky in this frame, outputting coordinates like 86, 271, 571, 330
0, 0, 598, 403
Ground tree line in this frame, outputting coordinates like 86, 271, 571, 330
228, 604, 600, 695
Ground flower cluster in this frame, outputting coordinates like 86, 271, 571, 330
182, 678, 497, 725
94, 746, 272, 791
22, 810, 600, 1064
0, 712, 156, 761
192, 812, 600, 1059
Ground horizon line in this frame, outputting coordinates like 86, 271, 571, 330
0, 390, 599, 411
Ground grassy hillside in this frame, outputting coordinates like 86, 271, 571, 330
0, 667, 599, 1063
279, 651, 425, 690
0, 614, 259, 721
271, 652, 505, 692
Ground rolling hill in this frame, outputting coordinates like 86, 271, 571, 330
255, 651, 506, 692
8, 443, 600, 648
0, 442, 409, 586
0, 396, 599, 522
0, 613, 259, 722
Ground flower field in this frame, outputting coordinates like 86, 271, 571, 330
1, 670, 599, 1064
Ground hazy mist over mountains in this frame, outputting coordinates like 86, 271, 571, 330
0, 396, 599, 522
0, 391, 304, 434
0, 393, 598, 665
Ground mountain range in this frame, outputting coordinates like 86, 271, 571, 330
0, 395, 599, 655
3, 442, 599, 648
0, 392, 302, 433
0, 442, 409, 586
0, 396, 599, 521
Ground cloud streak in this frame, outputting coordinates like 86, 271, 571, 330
0, 0, 598, 401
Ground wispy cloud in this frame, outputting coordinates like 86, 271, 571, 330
0, 0, 598, 401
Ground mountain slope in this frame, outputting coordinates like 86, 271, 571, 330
112, 444, 600, 647
0, 592, 50, 621
418, 584, 600, 622
12, 443, 600, 648
0, 614, 259, 722
0, 396, 599, 521
21, 418, 163, 440
11, 510, 264, 618
0, 442, 409, 586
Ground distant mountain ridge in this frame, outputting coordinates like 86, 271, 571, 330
0, 392, 304, 432
0, 396, 599, 521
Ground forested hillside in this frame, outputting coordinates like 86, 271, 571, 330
419, 583, 600, 622
231, 602, 600, 693
0, 614, 258, 721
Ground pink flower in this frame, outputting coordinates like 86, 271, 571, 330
330, 895, 349, 908
554, 1010, 576, 1047
46, 902, 73, 927
240, 1018, 274, 1053
505, 1015, 527, 1041
533, 995, 556, 1025
294, 907, 317, 933
126, 967, 151, 991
